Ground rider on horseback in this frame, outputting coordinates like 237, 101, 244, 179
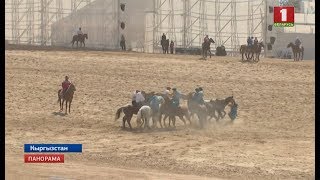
77, 27, 83, 36
132, 90, 145, 108
197, 87, 204, 105
247, 36, 253, 47
192, 87, 204, 105
254, 37, 258, 46
171, 88, 181, 109
61, 76, 71, 98
162, 33, 166, 41
149, 95, 164, 114
204, 35, 209, 43
163, 87, 171, 99
295, 37, 302, 48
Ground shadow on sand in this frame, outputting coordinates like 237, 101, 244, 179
52, 111, 67, 116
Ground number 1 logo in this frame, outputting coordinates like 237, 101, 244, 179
274, 6, 294, 25
280, 8, 287, 21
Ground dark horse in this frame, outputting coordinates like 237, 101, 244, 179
114, 91, 154, 130
186, 92, 208, 128
287, 42, 304, 61
202, 38, 215, 59
71, 34, 88, 48
240, 42, 264, 62
58, 84, 76, 114
120, 40, 126, 51
206, 96, 235, 121
161, 39, 169, 54
158, 96, 191, 128
252, 42, 264, 62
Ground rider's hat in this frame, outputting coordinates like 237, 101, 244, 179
172, 88, 177, 91
199, 87, 203, 91
65, 76, 69, 79
195, 88, 199, 92
166, 87, 171, 90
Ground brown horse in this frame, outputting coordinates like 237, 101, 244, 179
159, 96, 191, 128
71, 34, 88, 48
161, 39, 169, 54
206, 96, 235, 121
240, 44, 255, 61
186, 92, 208, 128
115, 91, 154, 130
287, 42, 304, 61
58, 83, 76, 114
252, 42, 264, 62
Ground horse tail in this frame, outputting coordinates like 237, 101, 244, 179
115, 107, 125, 121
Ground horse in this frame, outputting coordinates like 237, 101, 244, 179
206, 96, 235, 121
287, 42, 304, 61
57, 83, 76, 114
240, 44, 255, 62
71, 34, 88, 48
136, 105, 153, 129
158, 95, 191, 128
161, 39, 169, 54
252, 42, 264, 62
202, 38, 215, 59
186, 92, 208, 128
120, 40, 126, 51
115, 91, 155, 130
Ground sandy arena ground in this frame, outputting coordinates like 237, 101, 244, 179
5, 47, 315, 179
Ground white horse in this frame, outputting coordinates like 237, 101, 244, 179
136, 105, 153, 129
151, 96, 165, 128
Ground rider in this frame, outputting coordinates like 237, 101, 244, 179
247, 36, 253, 47
61, 76, 71, 97
197, 87, 204, 105
192, 88, 200, 101
254, 37, 259, 46
171, 88, 181, 109
77, 27, 83, 36
204, 35, 209, 43
149, 95, 164, 114
161, 33, 166, 41
295, 37, 301, 48
132, 90, 145, 108
163, 87, 171, 99
170, 40, 174, 54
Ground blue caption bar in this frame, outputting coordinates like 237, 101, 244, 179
24, 144, 82, 153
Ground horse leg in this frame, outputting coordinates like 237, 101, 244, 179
127, 115, 133, 130
158, 113, 163, 128
185, 112, 192, 125
59, 98, 62, 111
65, 101, 68, 114
163, 114, 168, 127
83, 41, 85, 47
61, 99, 65, 111
69, 100, 72, 114
173, 116, 176, 127
221, 110, 226, 119
122, 115, 127, 129
179, 115, 186, 126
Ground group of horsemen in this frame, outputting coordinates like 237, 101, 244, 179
74, 27, 302, 53
131, 87, 205, 114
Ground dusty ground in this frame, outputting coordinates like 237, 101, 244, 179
5, 48, 315, 179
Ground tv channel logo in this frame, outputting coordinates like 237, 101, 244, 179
24, 144, 82, 163
274, 6, 294, 27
